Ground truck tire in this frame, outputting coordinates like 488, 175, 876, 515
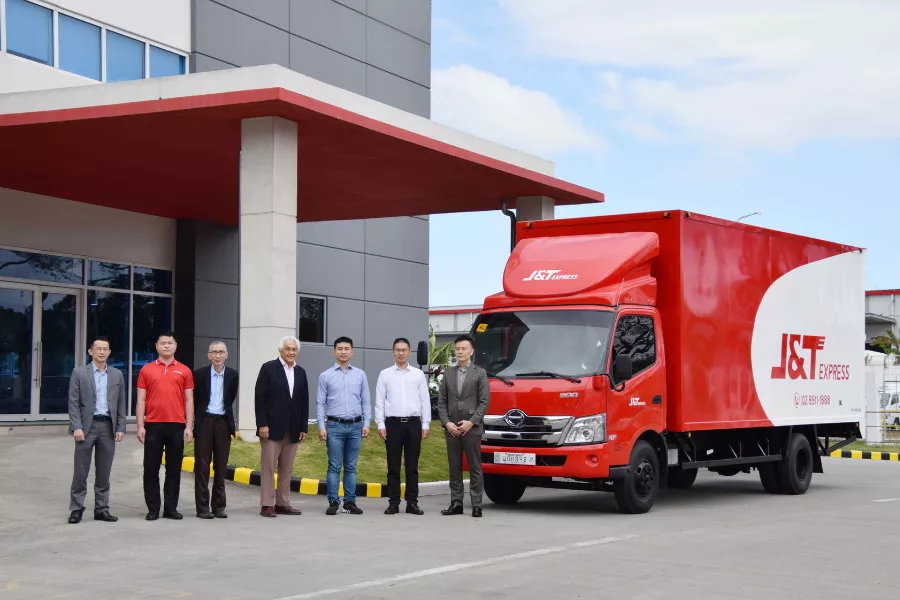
666, 466, 698, 489
614, 441, 659, 514
758, 463, 783, 494
776, 433, 813, 495
484, 475, 526, 505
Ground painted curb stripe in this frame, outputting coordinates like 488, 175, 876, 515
830, 450, 900, 460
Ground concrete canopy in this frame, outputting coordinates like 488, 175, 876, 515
0, 65, 603, 224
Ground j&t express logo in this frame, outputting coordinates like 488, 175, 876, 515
522, 269, 579, 281
770, 333, 851, 381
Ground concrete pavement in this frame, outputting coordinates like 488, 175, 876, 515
1, 433, 898, 599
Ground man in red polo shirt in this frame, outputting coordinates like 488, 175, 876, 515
136, 331, 195, 521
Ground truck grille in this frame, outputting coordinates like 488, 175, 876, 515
482, 414, 571, 447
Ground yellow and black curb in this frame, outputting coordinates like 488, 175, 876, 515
164, 455, 406, 498
830, 449, 900, 461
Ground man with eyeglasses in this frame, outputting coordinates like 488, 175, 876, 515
374, 337, 431, 515
192, 341, 239, 519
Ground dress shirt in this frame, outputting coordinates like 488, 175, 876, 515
316, 363, 371, 430
457, 361, 473, 391
92, 362, 110, 416
208, 365, 226, 415
279, 357, 295, 397
374, 364, 431, 430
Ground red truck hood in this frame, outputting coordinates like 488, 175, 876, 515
486, 377, 603, 417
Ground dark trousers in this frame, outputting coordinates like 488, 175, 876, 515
69, 418, 116, 513
385, 417, 422, 505
446, 430, 484, 509
194, 415, 231, 514
143, 422, 185, 514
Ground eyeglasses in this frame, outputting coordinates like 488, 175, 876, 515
208, 351, 227, 356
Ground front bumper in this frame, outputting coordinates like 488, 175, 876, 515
479, 442, 620, 479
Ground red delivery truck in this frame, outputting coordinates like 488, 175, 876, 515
468, 210, 864, 514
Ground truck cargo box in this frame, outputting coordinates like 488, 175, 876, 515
514, 210, 865, 433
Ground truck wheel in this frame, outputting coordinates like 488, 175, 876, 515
776, 433, 813, 495
484, 475, 526, 505
614, 441, 659, 514
666, 466, 698, 489
758, 463, 783, 494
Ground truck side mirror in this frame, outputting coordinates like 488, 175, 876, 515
613, 354, 633, 382
416, 340, 428, 368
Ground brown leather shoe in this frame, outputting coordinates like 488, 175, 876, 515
274, 505, 302, 515
260, 506, 276, 518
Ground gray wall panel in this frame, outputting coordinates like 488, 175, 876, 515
297, 220, 366, 253
212, 0, 289, 28
365, 216, 428, 263
191, 53, 236, 73
289, 36, 366, 97
334, 0, 365, 12
195, 221, 240, 284
297, 242, 365, 300
365, 255, 428, 308
194, 281, 239, 338
194, 0, 289, 68
289, 0, 367, 62
325, 296, 365, 347
366, 19, 430, 87
366, 66, 430, 117
365, 303, 428, 351
367, 0, 431, 43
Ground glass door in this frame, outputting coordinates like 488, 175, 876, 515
0, 283, 80, 419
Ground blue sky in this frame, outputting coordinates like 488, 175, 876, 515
427, 0, 900, 307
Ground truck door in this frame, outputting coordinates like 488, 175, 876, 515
606, 310, 666, 444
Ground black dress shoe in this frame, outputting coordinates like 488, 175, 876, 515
472, 507, 483, 518
213, 510, 228, 519
384, 504, 400, 515
441, 504, 464, 516
196, 511, 214, 520
163, 510, 183, 520
94, 511, 118, 522
146, 511, 160, 521
68, 509, 84, 524
406, 503, 424, 515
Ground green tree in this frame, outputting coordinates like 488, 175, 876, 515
428, 324, 454, 368
873, 328, 900, 364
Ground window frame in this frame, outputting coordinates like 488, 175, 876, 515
610, 311, 658, 382
3, 0, 54, 66
296, 294, 327, 346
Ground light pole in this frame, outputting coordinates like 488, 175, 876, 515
737, 211, 761, 222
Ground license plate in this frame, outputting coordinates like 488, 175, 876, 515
494, 452, 536, 466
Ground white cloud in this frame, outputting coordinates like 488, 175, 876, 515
500, 0, 900, 150
431, 65, 606, 158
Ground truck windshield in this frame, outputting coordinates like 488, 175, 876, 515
471, 310, 614, 379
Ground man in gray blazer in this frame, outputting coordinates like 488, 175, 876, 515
438, 334, 490, 517
67, 336, 127, 524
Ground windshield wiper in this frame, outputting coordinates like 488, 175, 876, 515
487, 372, 514, 386
515, 371, 582, 384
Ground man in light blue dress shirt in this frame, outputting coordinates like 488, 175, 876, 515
317, 336, 371, 515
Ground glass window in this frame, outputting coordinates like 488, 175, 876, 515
106, 31, 145, 82
149, 46, 185, 78
298, 296, 325, 344
133, 266, 173, 294
0, 248, 83, 284
58, 13, 101, 80
38, 292, 78, 414
86, 290, 130, 375
131, 295, 172, 413
88, 261, 130, 289
471, 310, 614, 378
6, 0, 54, 66
0, 288, 34, 415
612, 315, 657, 377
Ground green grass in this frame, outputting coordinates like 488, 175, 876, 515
184, 420, 467, 483
843, 441, 900, 454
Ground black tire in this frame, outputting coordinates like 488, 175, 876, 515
614, 441, 659, 514
758, 462, 783, 494
776, 433, 814, 495
484, 475, 526, 505
666, 466, 698, 489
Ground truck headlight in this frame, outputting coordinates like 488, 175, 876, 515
563, 413, 606, 445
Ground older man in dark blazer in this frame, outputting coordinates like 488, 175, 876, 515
192, 341, 239, 519
438, 334, 490, 518
255, 335, 309, 517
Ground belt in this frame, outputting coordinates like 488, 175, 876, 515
327, 416, 362, 424
386, 416, 421, 423
205, 412, 227, 418
92, 414, 111, 422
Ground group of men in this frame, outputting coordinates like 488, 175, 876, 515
66, 331, 490, 523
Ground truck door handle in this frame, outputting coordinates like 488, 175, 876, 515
652, 395, 662, 405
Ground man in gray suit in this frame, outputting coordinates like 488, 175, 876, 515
438, 334, 490, 518
67, 336, 127, 524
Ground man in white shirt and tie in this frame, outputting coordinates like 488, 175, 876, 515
375, 337, 431, 515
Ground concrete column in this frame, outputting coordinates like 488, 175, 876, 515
517, 196, 555, 221
237, 117, 298, 441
